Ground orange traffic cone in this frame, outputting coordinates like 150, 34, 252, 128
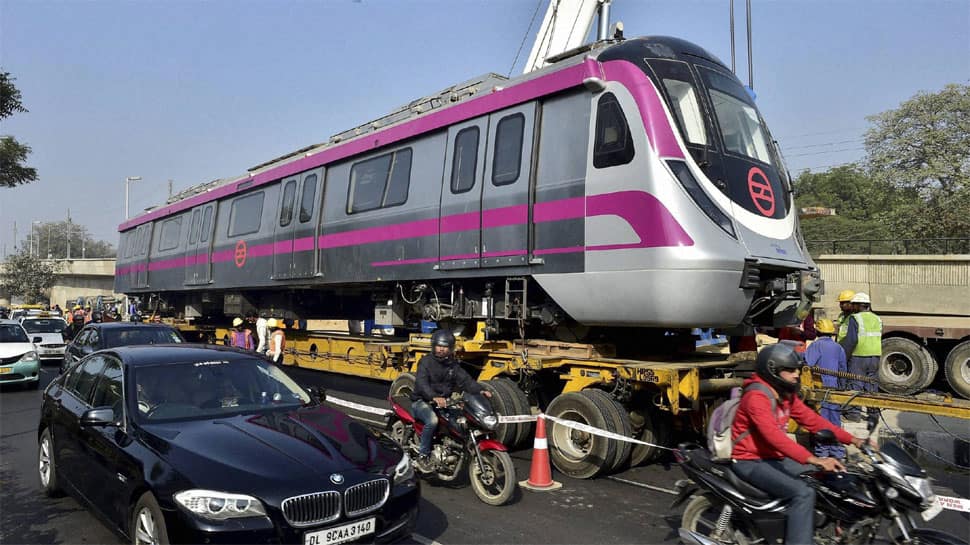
519, 414, 563, 491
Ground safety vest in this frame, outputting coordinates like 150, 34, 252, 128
836, 312, 850, 343
851, 311, 882, 357
230, 329, 252, 349
271, 330, 286, 356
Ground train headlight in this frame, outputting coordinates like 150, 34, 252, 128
666, 160, 736, 239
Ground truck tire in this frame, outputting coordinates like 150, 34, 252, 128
879, 337, 935, 395
944, 340, 970, 400
478, 380, 520, 448
628, 405, 672, 466
546, 392, 616, 479
485, 378, 533, 449
580, 389, 632, 472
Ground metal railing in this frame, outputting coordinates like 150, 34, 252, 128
806, 238, 970, 255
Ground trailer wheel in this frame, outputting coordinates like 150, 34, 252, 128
546, 392, 616, 479
944, 340, 970, 400
580, 389, 632, 472
488, 378, 534, 449
478, 380, 520, 448
628, 405, 672, 466
878, 338, 935, 395
389, 373, 416, 399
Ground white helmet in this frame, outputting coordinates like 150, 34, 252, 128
850, 292, 871, 304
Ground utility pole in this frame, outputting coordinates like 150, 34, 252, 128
12, 222, 17, 253
168, 179, 174, 200
66, 209, 72, 259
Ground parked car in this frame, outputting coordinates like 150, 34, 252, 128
0, 319, 41, 389
38, 345, 419, 544
61, 322, 185, 372
21, 316, 70, 362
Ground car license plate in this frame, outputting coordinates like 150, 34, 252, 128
921, 497, 942, 521
304, 517, 375, 545
0, 367, 11, 374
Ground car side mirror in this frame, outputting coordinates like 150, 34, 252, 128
33, 336, 43, 343
815, 429, 837, 444
80, 408, 118, 427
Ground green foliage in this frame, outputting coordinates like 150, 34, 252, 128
0, 71, 37, 188
0, 249, 61, 304
19, 221, 116, 259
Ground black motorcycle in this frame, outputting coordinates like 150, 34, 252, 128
388, 392, 517, 506
673, 414, 965, 545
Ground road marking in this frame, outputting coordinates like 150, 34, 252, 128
606, 476, 678, 495
412, 533, 444, 545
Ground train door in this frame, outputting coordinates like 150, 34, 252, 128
184, 207, 204, 285
481, 103, 536, 267
134, 224, 152, 289
291, 169, 322, 278
195, 204, 215, 283
272, 177, 299, 279
439, 117, 488, 270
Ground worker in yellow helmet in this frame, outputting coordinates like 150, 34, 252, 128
835, 290, 856, 343
805, 318, 849, 457
266, 318, 286, 364
229, 317, 254, 350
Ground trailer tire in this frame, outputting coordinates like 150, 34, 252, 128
628, 405, 672, 466
389, 373, 416, 399
879, 338, 934, 395
478, 380, 520, 448
546, 392, 616, 479
943, 340, 970, 400
486, 378, 533, 449
580, 389, 632, 472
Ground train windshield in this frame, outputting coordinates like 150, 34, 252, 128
697, 67, 775, 166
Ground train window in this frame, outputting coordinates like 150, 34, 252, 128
200, 207, 213, 242
158, 217, 183, 251
279, 180, 297, 227
189, 209, 202, 244
698, 67, 773, 165
643, 59, 709, 146
492, 114, 524, 186
593, 93, 635, 168
451, 126, 479, 193
299, 174, 318, 223
348, 148, 412, 213
228, 192, 264, 237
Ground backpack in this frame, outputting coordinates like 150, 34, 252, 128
707, 382, 776, 461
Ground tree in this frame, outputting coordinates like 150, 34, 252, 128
0, 249, 60, 304
18, 221, 116, 259
0, 71, 37, 188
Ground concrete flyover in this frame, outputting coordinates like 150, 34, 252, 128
0, 258, 122, 308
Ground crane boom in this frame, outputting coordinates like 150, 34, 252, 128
523, 0, 608, 73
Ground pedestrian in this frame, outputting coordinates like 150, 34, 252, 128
839, 292, 882, 422
805, 318, 848, 458
255, 313, 269, 355
83, 305, 93, 324
71, 305, 85, 336
229, 317, 254, 350
835, 290, 856, 343
128, 299, 139, 322
267, 318, 286, 364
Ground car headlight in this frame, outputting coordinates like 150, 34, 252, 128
481, 415, 498, 430
174, 489, 267, 520
393, 453, 414, 484
20, 351, 39, 363
904, 476, 935, 502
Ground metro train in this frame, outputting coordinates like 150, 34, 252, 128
115, 36, 819, 347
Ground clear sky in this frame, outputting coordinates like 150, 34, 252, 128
1, 0, 968, 256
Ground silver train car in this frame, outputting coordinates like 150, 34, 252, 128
115, 36, 819, 344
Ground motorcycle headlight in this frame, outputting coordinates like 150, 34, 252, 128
174, 490, 267, 520
481, 414, 498, 430
904, 476, 934, 502
20, 351, 39, 363
393, 453, 414, 484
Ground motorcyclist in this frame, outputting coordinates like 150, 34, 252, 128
411, 329, 491, 472
731, 343, 871, 545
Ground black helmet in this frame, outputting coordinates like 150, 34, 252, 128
430, 329, 456, 361
755, 343, 803, 395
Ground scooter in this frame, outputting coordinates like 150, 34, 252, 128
387, 392, 517, 506
673, 412, 966, 544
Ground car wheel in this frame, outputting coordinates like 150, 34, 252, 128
38, 429, 63, 497
131, 492, 170, 545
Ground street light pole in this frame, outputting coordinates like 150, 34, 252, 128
125, 176, 142, 220
31, 220, 41, 257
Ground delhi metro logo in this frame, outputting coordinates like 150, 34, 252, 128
747, 167, 776, 217
234, 240, 248, 268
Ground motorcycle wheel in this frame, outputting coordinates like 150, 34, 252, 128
469, 450, 516, 506
681, 493, 752, 545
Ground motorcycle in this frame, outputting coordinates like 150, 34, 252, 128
673, 412, 966, 545
387, 391, 517, 506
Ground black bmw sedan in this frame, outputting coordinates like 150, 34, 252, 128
38, 345, 419, 545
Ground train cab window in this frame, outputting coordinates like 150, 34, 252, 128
279, 180, 297, 227
451, 127, 479, 193
348, 148, 412, 213
228, 192, 264, 237
299, 174, 318, 223
492, 114, 524, 186
188, 209, 202, 244
698, 67, 773, 165
593, 93, 635, 168
644, 59, 709, 146
200, 207, 213, 242
158, 217, 183, 251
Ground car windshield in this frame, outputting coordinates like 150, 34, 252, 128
0, 324, 29, 343
22, 319, 68, 334
103, 328, 183, 347
134, 358, 311, 422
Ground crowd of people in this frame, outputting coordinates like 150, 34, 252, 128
227, 313, 287, 363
